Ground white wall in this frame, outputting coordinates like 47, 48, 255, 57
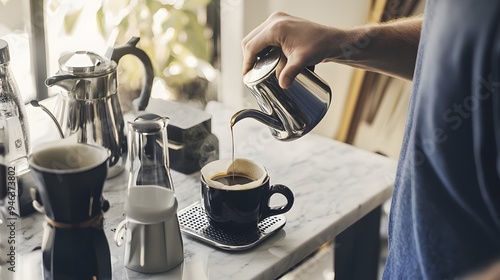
220, 0, 371, 138
0, 0, 37, 103
0, 0, 25, 34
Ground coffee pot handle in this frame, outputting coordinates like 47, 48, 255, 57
108, 37, 154, 111
264, 184, 294, 218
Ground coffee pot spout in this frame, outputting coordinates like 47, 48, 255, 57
230, 109, 284, 131
45, 74, 80, 92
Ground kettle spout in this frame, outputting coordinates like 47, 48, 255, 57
29, 100, 65, 139
231, 109, 284, 131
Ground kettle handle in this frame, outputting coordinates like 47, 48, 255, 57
108, 37, 154, 111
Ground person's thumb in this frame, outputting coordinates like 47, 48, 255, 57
279, 59, 304, 89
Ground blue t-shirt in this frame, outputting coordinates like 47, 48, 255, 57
383, 0, 500, 279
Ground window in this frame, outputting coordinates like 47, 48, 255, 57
0, 0, 219, 108
0, 0, 37, 103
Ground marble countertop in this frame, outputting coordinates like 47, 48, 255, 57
10, 100, 397, 280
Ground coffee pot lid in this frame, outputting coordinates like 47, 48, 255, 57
243, 46, 280, 85
125, 185, 178, 224
58, 51, 115, 75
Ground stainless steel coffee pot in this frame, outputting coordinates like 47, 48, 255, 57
45, 37, 153, 178
232, 47, 332, 141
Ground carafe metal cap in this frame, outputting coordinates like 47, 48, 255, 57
243, 46, 280, 85
58, 51, 115, 75
0, 39, 10, 64
132, 113, 168, 134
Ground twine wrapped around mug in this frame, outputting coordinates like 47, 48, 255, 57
44, 212, 104, 230
31, 188, 107, 230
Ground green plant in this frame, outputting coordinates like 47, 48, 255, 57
64, 0, 214, 93
97, 0, 211, 87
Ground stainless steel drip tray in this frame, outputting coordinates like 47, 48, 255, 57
178, 201, 286, 251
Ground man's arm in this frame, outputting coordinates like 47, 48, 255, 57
242, 12, 422, 88
330, 16, 422, 81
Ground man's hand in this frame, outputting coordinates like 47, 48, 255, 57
242, 12, 423, 85
242, 12, 343, 89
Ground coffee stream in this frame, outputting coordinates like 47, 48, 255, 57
229, 116, 256, 186
230, 118, 236, 182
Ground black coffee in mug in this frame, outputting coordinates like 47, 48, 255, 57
200, 158, 294, 233
211, 173, 254, 186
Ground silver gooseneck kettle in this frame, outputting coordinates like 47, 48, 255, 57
231, 47, 332, 141
45, 37, 154, 178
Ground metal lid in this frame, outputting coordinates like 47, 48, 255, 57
0, 39, 10, 64
58, 51, 115, 75
243, 46, 281, 85
132, 113, 168, 133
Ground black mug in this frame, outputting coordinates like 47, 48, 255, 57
200, 158, 294, 233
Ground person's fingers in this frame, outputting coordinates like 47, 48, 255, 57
242, 29, 278, 74
242, 50, 258, 76
242, 18, 277, 75
279, 53, 307, 89
241, 11, 290, 49
242, 12, 291, 74
275, 52, 287, 83
242, 18, 273, 52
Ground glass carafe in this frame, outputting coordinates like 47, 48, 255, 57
127, 114, 174, 191
0, 39, 36, 216
0, 128, 10, 279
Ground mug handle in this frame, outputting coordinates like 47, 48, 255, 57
114, 220, 127, 247
30, 188, 45, 214
264, 184, 294, 219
